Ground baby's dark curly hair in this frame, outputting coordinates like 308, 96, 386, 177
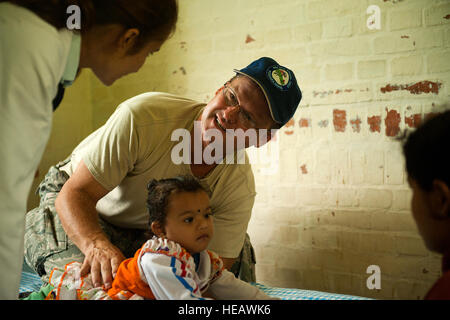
146, 175, 207, 237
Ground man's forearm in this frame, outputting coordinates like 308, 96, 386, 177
55, 184, 106, 253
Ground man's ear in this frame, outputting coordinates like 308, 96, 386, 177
430, 179, 450, 220
151, 221, 165, 238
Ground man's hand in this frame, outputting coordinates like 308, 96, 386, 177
80, 235, 125, 289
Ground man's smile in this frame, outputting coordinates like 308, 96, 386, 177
215, 114, 227, 132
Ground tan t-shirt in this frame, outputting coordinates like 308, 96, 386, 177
60, 92, 256, 258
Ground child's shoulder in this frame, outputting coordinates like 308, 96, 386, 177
139, 237, 194, 265
141, 237, 186, 255
204, 250, 225, 275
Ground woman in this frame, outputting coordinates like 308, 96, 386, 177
0, 0, 178, 299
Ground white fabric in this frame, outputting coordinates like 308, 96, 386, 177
139, 238, 274, 300
0, 2, 73, 299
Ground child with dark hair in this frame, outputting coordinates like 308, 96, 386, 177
106, 175, 274, 300
402, 110, 450, 299
45, 175, 274, 300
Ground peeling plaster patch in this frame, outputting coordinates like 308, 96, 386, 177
179, 67, 186, 75
333, 109, 347, 132
313, 90, 334, 98
299, 118, 310, 128
284, 118, 295, 135
368, 115, 381, 133
385, 109, 401, 137
444, 15, 450, 20
245, 34, 255, 43
318, 120, 329, 128
300, 164, 308, 174
285, 119, 295, 127
313, 88, 355, 98
350, 117, 361, 133
380, 81, 442, 95
405, 114, 422, 128
401, 35, 410, 38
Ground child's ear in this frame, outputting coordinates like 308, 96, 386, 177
431, 179, 450, 220
151, 221, 165, 238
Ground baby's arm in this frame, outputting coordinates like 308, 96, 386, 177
140, 253, 211, 300
206, 270, 278, 300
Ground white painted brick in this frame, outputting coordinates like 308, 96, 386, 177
325, 63, 354, 81
392, 189, 412, 211
322, 17, 353, 39
385, 148, 405, 185
364, 149, 385, 185
349, 149, 365, 185
391, 55, 423, 77
279, 148, 299, 183
424, 3, 450, 27
332, 148, 349, 185
427, 50, 450, 73
358, 189, 393, 209
314, 148, 332, 184
270, 186, 298, 207
389, 8, 422, 31
293, 22, 322, 42
395, 236, 429, 257
358, 60, 386, 79
336, 188, 358, 207
374, 34, 415, 54
310, 38, 372, 57
445, 27, 450, 47
307, 0, 362, 20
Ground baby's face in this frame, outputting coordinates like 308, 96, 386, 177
408, 177, 450, 254
163, 190, 214, 254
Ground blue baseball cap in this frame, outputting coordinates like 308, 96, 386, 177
234, 57, 302, 127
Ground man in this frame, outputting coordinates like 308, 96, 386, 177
24, 57, 302, 290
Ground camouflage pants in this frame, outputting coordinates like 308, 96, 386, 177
24, 159, 256, 283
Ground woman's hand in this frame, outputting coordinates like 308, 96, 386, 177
80, 235, 125, 290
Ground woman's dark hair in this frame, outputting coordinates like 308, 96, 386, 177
402, 109, 450, 191
4, 0, 178, 52
146, 175, 207, 237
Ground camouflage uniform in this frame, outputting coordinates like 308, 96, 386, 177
24, 159, 256, 283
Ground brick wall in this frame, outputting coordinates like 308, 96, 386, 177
55, 0, 450, 299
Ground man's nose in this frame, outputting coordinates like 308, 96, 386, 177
223, 106, 240, 125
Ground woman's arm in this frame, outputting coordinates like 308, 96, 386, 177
55, 159, 125, 289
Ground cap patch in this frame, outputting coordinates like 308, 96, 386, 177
267, 66, 291, 91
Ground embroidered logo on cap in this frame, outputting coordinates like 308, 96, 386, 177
267, 66, 291, 91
